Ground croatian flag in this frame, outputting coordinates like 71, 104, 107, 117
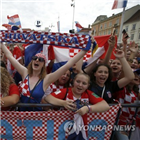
52, 35, 117, 71
24, 44, 55, 67
75, 21, 83, 32
52, 46, 91, 72
112, 0, 128, 9
7, 14, 22, 28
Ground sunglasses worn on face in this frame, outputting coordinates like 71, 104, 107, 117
32, 56, 45, 62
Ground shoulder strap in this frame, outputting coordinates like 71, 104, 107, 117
28, 79, 41, 101
63, 87, 69, 100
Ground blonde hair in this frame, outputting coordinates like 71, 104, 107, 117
27, 61, 47, 80
1, 67, 15, 96
74, 73, 90, 84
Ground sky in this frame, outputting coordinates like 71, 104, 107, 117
0, 0, 140, 33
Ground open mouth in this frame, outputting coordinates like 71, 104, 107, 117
34, 63, 39, 67
112, 67, 118, 71
100, 77, 106, 81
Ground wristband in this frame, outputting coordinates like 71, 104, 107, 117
87, 105, 91, 113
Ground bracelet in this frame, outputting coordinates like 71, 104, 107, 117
87, 105, 91, 113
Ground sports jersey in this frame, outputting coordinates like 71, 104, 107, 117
1, 84, 20, 111
114, 87, 139, 125
18, 75, 44, 111
90, 81, 122, 103
43, 83, 64, 98
51, 88, 103, 105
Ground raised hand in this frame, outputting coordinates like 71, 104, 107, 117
128, 41, 138, 53
108, 35, 116, 48
114, 49, 125, 58
122, 32, 129, 45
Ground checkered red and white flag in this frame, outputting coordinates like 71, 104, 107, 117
1, 104, 120, 140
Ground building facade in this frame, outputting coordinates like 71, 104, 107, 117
91, 5, 140, 45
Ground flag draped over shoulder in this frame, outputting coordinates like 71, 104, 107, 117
112, 0, 128, 9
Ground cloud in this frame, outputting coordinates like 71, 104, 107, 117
1, 0, 140, 33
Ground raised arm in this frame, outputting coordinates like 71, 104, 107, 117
0, 43, 27, 79
114, 49, 135, 88
102, 35, 116, 65
43, 50, 87, 90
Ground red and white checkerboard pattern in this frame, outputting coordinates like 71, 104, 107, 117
18, 77, 30, 97
1, 104, 120, 140
69, 48, 91, 62
115, 88, 139, 125
0, 30, 90, 50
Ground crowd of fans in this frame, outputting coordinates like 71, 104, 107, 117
0, 31, 140, 139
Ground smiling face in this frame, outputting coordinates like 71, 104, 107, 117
72, 73, 90, 97
110, 59, 122, 74
131, 72, 140, 85
130, 59, 139, 70
58, 70, 71, 85
94, 66, 109, 87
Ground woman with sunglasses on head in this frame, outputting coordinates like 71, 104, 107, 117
1, 43, 89, 111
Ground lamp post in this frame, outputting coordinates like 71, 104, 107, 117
71, 0, 75, 32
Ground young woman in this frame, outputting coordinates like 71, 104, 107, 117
1, 43, 88, 111
41, 69, 71, 110
110, 59, 123, 81
89, 49, 135, 103
1, 66, 20, 111
44, 73, 110, 115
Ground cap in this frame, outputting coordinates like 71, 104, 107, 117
35, 53, 47, 63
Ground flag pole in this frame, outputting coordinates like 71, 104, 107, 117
118, 7, 125, 43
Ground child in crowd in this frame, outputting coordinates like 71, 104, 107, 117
44, 73, 110, 115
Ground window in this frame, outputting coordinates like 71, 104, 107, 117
131, 34, 134, 40
116, 18, 119, 24
104, 23, 107, 29
132, 24, 136, 30
138, 32, 140, 39
115, 28, 118, 34
100, 24, 103, 30
109, 22, 112, 27
108, 29, 111, 34
125, 26, 128, 32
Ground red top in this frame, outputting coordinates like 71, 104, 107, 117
1, 84, 20, 111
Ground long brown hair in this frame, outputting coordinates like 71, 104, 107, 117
1, 67, 15, 96
27, 61, 47, 80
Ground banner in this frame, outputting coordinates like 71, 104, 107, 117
0, 30, 91, 50
1, 105, 120, 140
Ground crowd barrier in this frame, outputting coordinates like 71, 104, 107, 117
1, 103, 140, 140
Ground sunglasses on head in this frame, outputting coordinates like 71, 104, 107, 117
32, 56, 45, 62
